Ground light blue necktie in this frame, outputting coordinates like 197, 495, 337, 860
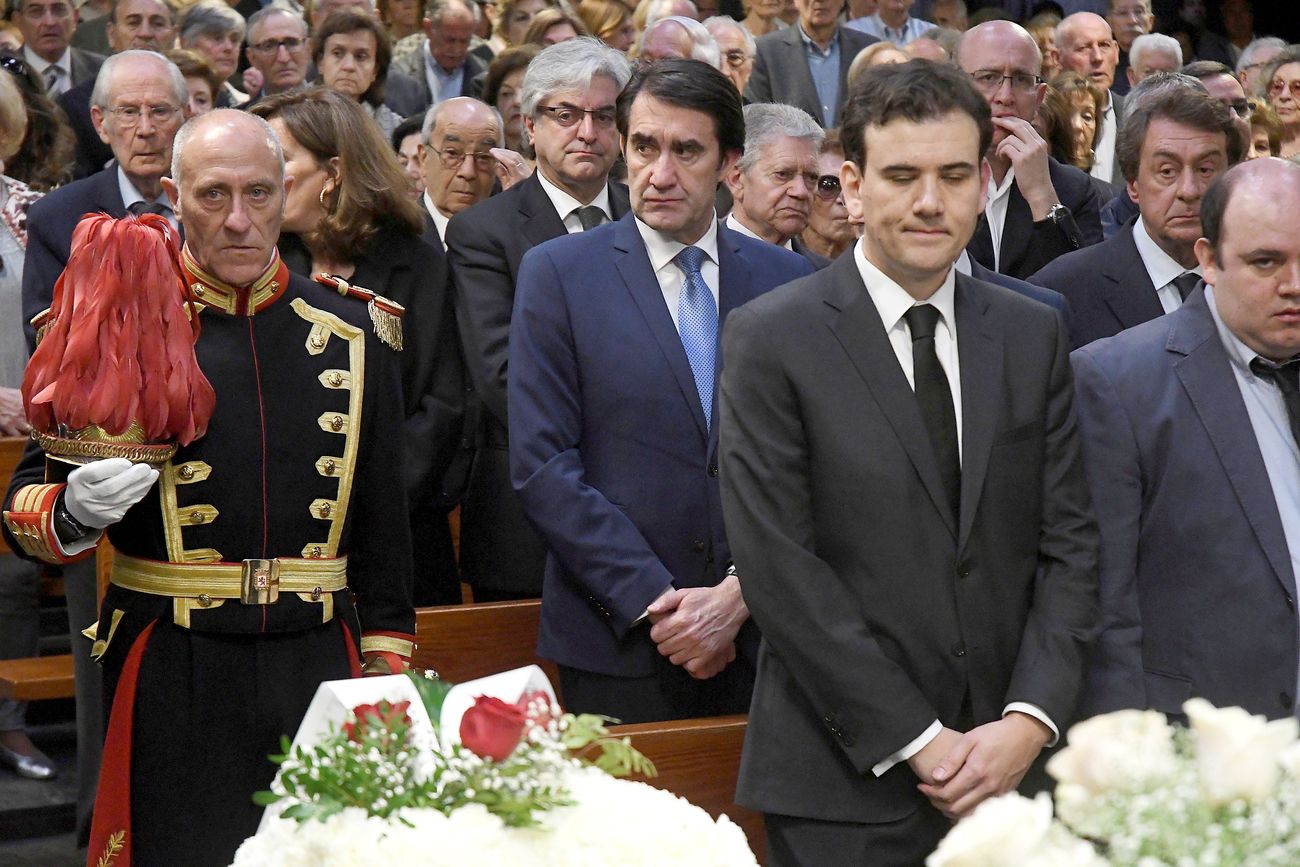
674, 245, 718, 430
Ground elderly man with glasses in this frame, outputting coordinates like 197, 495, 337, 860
416, 95, 502, 249
956, 21, 1103, 281
704, 15, 755, 95
241, 6, 310, 106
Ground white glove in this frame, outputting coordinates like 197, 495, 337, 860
65, 458, 159, 530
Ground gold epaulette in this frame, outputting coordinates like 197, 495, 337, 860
31, 308, 51, 348
313, 274, 404, 352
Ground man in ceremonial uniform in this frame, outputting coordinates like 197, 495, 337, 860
2, 110, 415, 867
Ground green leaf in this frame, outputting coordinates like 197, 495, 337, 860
405, 669, 454, 733
252, 790, 281, 806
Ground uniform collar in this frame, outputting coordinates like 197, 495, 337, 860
181, 245, 289, 316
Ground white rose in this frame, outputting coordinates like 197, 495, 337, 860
1029, 824, 1110, 867
1185, 698, 1299, 805
926, 792, 1053, 867
1046, 709, 1175, 795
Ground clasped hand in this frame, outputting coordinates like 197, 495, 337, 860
646, 574, 748, 680
908, 712, 1051, 819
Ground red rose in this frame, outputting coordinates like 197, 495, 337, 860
460, 695, 527, 762
344, 700, 411, 743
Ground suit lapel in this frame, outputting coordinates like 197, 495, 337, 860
822, 255, 958, 539
613, 215, 710, 445
953, 274, 1002, 549
1172, 300, 1298, 600
517, 175, 567, 247
1101, 225, 1164, 329
609, 183, 631, 220
93, 165, 129, 218
782, 29, 824, 124
968, 215, 995, 271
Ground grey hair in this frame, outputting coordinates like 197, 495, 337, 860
421, 98, 505, 147
246, 5, 307, 42
170, 109, 284, 196
1054, 12, 1110, 54
520, 37, 631, 120
425, 0, 475, 29
178, 0, 247, 44
737, 103, 823, 173
91, 50, 188, 111
644, 0, 697, 26
1237, 36, 1288, 76
639, 16, 721, 69
1128, 33, 1182, 70
702, 15, 755, 58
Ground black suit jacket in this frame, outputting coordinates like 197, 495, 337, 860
967, 156, 1104, 280
1029, 221, 1165, 350
719, 255, 1099, 823
22, 166, 126, 349
445, 173, 630, 593
744, 26, 877, 127
389, 47, 487, 114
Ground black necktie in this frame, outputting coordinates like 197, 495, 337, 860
129, 201, 169, 217
1250, 357, 1300, 450
574, 206, 605, 231
903, 304, 960, 519
1171, 272, 1199, 301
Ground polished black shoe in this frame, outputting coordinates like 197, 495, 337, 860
0, 743, 57, 780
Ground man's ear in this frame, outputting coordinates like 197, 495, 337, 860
91, 105, 110, 146
161, 177, 180, 218
1126, 176, 1139, 208
724, 160, 744, 199
525, 115, 537, 148
840, 158, 863, 224
1194, 237, 1217, 286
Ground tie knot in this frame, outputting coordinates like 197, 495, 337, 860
574, 205, 605, 231
130, 201, 169, 217
1251, 357, 1300, 391
903, 304, 941, 341
675, 245, 706, 277
1171, 272, 1199, 301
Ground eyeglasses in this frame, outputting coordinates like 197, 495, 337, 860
1227, 99, 1250, 119
537, 105, 617, 129
814, 174, 841, 202
1109, 5, 1149, 19
250, 36, 307, 55
1269, 78, 1300, 98
107, 104, 181, 126
722, 49, 752, 69
970, 70, 1042, 95
428, 144, 496, 170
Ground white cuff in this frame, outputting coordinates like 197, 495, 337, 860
871, 719, 941, 777
631, 583, 676, 626
1003, 702, 1059, 747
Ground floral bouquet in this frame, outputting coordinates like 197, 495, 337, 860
926, 699, 1300, 867
232, 667, 758, 866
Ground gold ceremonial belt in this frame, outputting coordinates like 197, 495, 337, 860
111, 552, 348, 605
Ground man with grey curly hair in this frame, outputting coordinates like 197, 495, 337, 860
444, 37, 634, 602
724, 102, 829, 267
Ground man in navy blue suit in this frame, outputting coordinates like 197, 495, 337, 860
508, 59, 813, 723
23, 49, 185, 347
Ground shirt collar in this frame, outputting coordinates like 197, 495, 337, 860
536, 169, 611, 223
725, 212, 793, 250
853, 238, 957, 335
1133, 215, 1199, 291
954, 249, 973, 276
1204, 285, 1271, 377
636, 214, 721, 275
987, 166, 1016, 202
797, 23, 836, 55
873, 13, 912, 39
180, 243, 288, 316
116, 166, 172, 215
424, 193, 451, 241
23, 44, 70, 76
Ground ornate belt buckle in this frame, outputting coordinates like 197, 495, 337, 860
240, 559, 281, 605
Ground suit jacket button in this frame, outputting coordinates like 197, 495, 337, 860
692, 540, 705, 553
951, 644, 967, 658
708, 463, 719, 477
1282, 692, 1294, 710
956, 561, 971, 578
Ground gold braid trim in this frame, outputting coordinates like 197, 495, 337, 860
95, 830, 125, 867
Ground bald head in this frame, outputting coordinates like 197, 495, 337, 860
172, 109, 284, 190
957, 21, 1041, 74
905, 37, 948, 64
1057, 12, 1119, 92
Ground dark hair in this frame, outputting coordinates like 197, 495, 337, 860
520, 7, 590, 45
840, 59, 992, 171
820, 126, 843, 156
1181, 60, 1234, 82
311, 9, 392, 107
390, 113, 423, 150
482, 44, 540, 107
616, 58, 744, 160
0, 51, 75, 191
1116, 86, 1245, 184
167, 49, 223, 104
251, 87, 424, 262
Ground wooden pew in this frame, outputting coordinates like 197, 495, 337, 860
410, 599, 556, 688
610, 715, 763, 864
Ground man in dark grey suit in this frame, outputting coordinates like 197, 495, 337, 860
720, 60, 1099, 866
447, 39, 632, 602
390, 0, 487, 113
957, 21, 1103, 280
1072, 157, 1300, 723
1057, 11, 1126, 187
1031, 84, 1243, 348
723, 102, 829, 270
743, 0, 877, 128
14, 0, 103, 98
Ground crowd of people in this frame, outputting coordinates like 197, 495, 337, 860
0, 0, 1298, 864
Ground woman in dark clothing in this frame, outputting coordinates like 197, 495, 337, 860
252, 87, 467, 606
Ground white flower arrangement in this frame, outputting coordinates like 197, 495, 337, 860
928, 700, 1300, 867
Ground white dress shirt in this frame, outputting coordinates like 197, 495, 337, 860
634, 215, 721, 333
984, 167, 1017, 273
853, 240, 1059, 775
724, 212, 794, 251
536, 170, 612, 235
24, 45, 73, 97
423, 193, 450, 243
1090, 94, 1118, 183
1132, 217, 1201, 314
117, 167, 178, 231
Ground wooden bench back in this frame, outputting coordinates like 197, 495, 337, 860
410, 599, 558, 688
